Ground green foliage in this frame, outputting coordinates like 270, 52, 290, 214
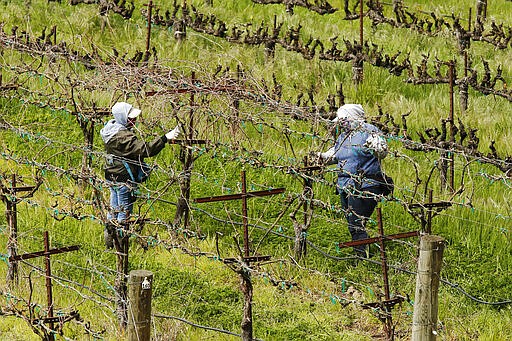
1, 0, 512, 340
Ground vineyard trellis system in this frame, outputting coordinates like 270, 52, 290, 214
1, 0, 512, 340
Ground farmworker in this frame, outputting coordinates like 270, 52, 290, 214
316, 104, 392, 258
100, 101, 182, 249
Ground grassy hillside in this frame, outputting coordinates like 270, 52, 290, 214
0, 0, 511, 340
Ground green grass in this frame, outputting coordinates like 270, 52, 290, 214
1, 0, 512, 340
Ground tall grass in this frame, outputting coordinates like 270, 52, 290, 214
1, 0, 512, 339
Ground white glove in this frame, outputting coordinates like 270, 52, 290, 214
315, 147, 337, 165
318, 148, 335, 160
165, 125, 182, 140
364, 133, 388, 159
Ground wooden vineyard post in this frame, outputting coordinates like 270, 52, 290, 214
412, 235, 445, 340
115, 228, 129, 329
0, 174, 36, 286
169, 137, 207, 229
127, 270, 153, 341
440, 61, 456, 193
9, 231, 80, 341
353, 0, 364, 84
143, 0, 153, 62
194, 170, 285, 341
448, 62, 455, 192
338, 207, 419, 340
290, 156, 321, 260
459, 8, 471, 114
173, 72, 208, 228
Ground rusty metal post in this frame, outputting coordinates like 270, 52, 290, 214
448, 62, 455, 192
241, 170, 249, 258
194, 177, 283, 341
43, 231, 55, 341
377, 208, 393, 340
6, 175, 18, 285
8, 232, 79, 339
426, 189, 433, 234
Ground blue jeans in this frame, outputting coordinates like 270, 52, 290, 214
340, 185, 383, 256
107, 184, 135, 223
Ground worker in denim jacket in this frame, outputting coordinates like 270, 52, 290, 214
318, 104, 389, 258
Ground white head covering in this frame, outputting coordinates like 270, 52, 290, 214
112, 102, 141, 125
332, 104, 365, 123
100, 102, 141, 143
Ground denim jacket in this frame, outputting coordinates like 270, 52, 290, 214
332, 123, 383, 190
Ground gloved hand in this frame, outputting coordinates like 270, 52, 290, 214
313, 147, 336, 165
364, 133, 388, 159
317, 147, 335, 160
165, 125, 182, 140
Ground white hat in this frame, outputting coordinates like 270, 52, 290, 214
332, 104, 365, 123
128, 107, 141, 118
112, 102, 141, 119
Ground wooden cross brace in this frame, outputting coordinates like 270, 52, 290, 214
408, 190, 452, 234
1, 174, 38, 284
194, 170, 285, 263
9, 231, 80, 337
338, 208, 419, 340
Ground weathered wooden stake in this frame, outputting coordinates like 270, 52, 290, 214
291, 157, 319, 260
143, 0, 153, 62
352, 0, 364, 84
127, 270, 153, 341
240, 267, 253, 341
114, 232, 130, 329
448, 62, 455, 192
174, 72, 201, 228
412, 235, 445, 340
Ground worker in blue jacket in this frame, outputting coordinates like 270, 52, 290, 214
318, 104, 390, 258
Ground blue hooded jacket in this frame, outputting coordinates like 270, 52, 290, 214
320, 104, 386, 191
333, 122, 383, 190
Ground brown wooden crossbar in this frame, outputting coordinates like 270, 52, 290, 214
194, 171, 284, 259
10, 185, 36, 193
408, 202, 452, 209
9, 245, 80, 262
167, 139, 208, 145
194, 188, 285, 203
